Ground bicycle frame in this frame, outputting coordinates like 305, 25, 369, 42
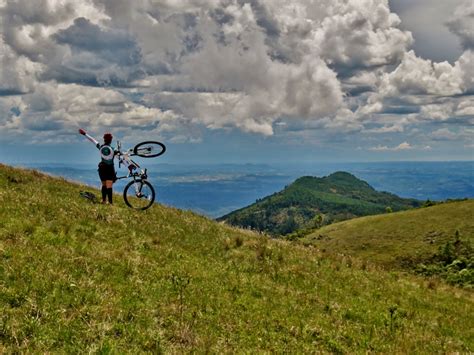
116, 168, 148, 181
116, 141, 144, 177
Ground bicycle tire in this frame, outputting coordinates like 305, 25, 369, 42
123, 180, 156, 210
133, 141, 166, 158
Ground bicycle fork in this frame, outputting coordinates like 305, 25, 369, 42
133, 179, 144, 197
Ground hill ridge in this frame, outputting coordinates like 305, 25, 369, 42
219, 171, 421, 235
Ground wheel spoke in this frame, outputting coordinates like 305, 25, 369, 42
123, 180, 155, 210
133, 141, 166, 158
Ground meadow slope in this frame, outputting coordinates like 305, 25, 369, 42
304, 200, 474, 269
0, 164, 472, 352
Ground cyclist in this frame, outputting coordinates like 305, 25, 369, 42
79, 128, 118, 204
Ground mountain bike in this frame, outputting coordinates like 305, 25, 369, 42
115, 140, 166, 210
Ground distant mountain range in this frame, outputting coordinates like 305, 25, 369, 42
218, 171, 422, 235
18, 161, 474, 218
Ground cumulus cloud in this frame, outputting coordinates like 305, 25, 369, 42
314, 0, 412, 71
46, 17, 143, 86
416, 95, 474, 126
0, 0, 416, 138
358, 49, 474, 129
0, 82, 180, 143
0, 37, 39, 95
446, 0, 474, 50
0, 0, 471, 146
376, 50, 465, 97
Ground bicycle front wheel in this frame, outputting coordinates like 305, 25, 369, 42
123, 180, 156, 210
133, 141, 166, 158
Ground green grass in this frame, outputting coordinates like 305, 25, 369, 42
0, 164, 473, 352
304, 200, 474, 269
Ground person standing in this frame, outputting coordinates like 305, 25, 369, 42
79, 128, 117, 204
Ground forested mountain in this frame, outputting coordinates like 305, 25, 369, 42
219, 172, 422, 235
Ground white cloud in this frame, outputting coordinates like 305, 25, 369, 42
430, 128, 457, 141
365, 125, 404, 134
446, 0, 474, 50
457, 50, 474, 92
456, 98, 474, 117
378, 50, 464, 96
0, 0, 413, 138
0, 0, 471, 146
357, 48, 473, 130
429, 127, 474, 144
315, 0, 413, 69
0, 83, 180, 143
369, 141, 413, 151
419, 96, 474, 124
0, 37, 40, 95
392, 141, 412, 150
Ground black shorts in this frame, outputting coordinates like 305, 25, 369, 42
98, 162, 116, 182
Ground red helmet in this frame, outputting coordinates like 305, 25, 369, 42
103, 132, 113, 143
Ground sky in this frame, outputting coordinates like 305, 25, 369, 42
0, 0, 473, 165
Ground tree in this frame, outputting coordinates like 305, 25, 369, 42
423, 199, 436, 207
278, 216, 298, 235
312, 214, 323, 228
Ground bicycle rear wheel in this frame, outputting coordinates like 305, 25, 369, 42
123, 180, 156, 210
133, 141, 166, 158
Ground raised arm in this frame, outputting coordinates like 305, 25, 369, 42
79, 128, 100, 149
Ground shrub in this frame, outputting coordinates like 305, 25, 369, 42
416, 232, 473, 287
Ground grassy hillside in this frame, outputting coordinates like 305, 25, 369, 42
303, 201, 474, 284
219, 172, 421, 235
0, 164, 473, 352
